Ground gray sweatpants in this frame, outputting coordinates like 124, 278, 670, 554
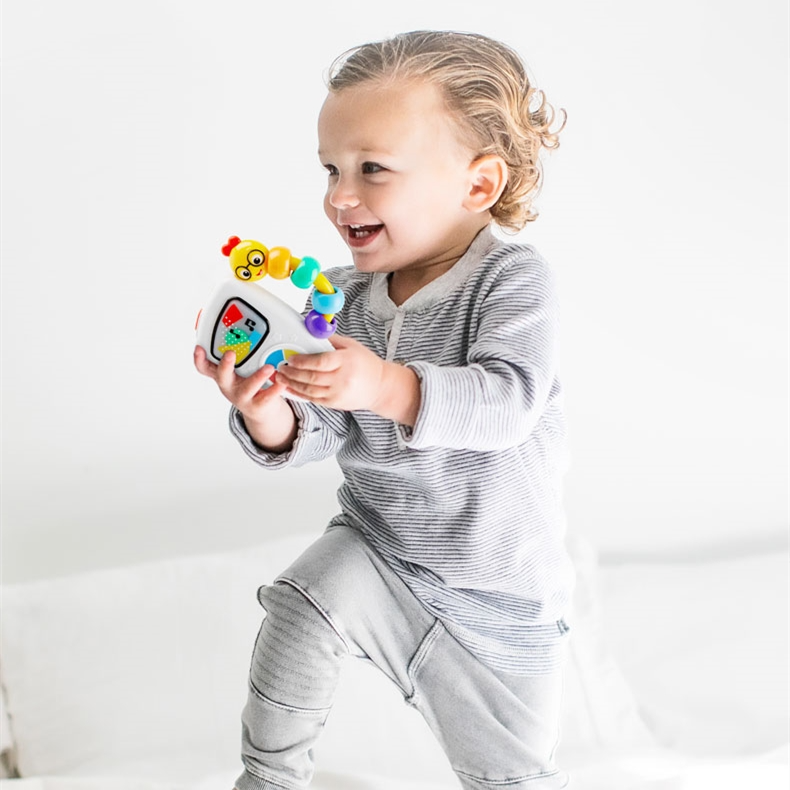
236, 525, 568, 790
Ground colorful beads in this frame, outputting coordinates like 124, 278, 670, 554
305, 310, 337, 339
312, 287, 345, 315
291, 257, 321, 289
221, 236, 344, 339
267, 247, 293, 280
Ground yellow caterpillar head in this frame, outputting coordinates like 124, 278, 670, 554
221, 236, 269, 282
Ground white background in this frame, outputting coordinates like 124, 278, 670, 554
2, 0, 787, 582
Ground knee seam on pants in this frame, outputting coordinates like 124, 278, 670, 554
405, 619, 443, 706
275, 577, 352, 654
248, 679, 334, 716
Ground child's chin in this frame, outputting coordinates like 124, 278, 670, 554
345, 245, 378, 265
350, 255, 383, 272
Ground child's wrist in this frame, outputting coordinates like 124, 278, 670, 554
376, 361, 421, 427
240, 402, 298, 453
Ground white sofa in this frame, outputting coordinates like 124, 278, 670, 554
1, 530, 787, 790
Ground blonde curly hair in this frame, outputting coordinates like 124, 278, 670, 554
326, 30, 565, 231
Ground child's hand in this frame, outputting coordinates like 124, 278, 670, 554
275, 335, 386, 412
194, 345, 285, 412
193, 345, 297, 451
276, 335, 421, 426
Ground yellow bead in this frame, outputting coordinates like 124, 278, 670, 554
267, 247, 293, 279
314, 273, 334, 294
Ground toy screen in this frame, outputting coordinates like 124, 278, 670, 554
210, 298, 270, 367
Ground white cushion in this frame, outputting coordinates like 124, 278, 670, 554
599, 550, 790, 756
0, 531, 650, 783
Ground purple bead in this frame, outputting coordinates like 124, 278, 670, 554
305, 310, 336, 339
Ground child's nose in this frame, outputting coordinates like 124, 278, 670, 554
328, 177, 360, 209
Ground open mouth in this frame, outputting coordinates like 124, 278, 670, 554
347, 223, 383, 242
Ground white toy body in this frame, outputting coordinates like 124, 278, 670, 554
196, 278, 333, 379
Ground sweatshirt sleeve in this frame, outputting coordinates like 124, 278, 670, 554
229, 399, 350, 469
397, 255, 561, 452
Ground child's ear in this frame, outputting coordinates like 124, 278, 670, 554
464, 155, 508, 213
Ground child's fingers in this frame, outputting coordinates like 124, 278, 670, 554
286, 349, 340, 373
193, 345, 218, 377
251, 370, 287, 404
246, 363, 278, 394
276, 363, 327, 391
276, 363, 335, 401
229, 362, 279, 403
214, 350, 238, 392
280, 377, 332, 403
214, 353, 269, 399
198, 346, 286, 410
328, 334, 360, 351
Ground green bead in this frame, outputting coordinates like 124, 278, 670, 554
291, 256, 321, 289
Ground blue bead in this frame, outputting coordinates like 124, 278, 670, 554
312, 286, 345, 315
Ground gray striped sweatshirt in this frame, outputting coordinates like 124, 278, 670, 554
230, 227, 575, 674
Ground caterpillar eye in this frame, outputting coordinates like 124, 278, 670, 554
248, 250, 266, 266
236, 266, 252, 280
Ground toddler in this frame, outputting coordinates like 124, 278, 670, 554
195, 29, 574, 790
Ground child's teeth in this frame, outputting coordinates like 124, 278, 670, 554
350, 224, 376, 238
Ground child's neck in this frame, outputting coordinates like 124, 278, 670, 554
387, 223, 491, 306
388, 267, 451, 306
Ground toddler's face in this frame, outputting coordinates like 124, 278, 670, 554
318, 79, 484, 283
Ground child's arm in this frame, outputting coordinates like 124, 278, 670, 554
398, 257, 561, 451
278, 255, 559, 451
275, 334, 421, 427
194, 346, 297, 452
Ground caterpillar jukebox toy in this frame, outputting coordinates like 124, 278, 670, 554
195, 236, 344, 382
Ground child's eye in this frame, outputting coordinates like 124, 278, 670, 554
362, 162, 384, 175
323, 164, 339, 176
